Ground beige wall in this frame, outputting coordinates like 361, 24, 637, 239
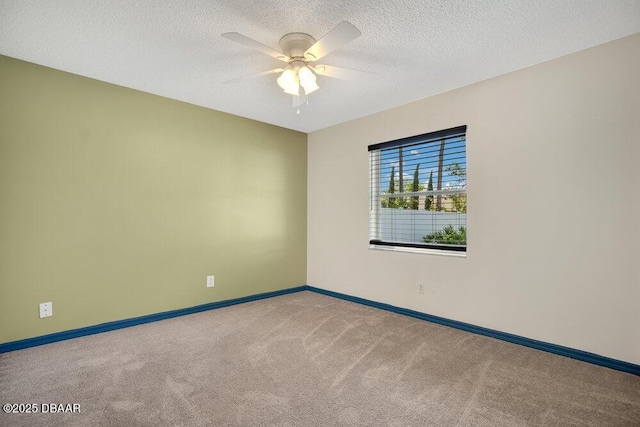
308, 33, 640, 364
0, 55, 307, 344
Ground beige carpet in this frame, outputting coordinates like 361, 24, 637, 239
1, 291, 639, 426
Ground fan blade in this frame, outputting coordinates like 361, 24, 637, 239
304, 21, 361, 61
223, 68, 285, 84
222, 32, 290, 62
312, 64, 375, 81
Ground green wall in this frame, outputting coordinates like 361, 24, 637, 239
0, 55, 307, 344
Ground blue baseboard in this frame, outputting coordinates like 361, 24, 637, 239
2, 284, 638, 376
306, 286, 640, 376
0, 285, 308, 354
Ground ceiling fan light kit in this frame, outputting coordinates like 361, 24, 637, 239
277, 62, 319, 96
222, 21, 370, 110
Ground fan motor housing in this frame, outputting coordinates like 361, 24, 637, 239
279, 33, 316, 60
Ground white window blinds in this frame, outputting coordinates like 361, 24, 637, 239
369, 126, 467, 252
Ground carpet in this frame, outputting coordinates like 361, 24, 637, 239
1, 291, 639, 426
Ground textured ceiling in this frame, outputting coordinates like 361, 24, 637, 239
1, 1, 639, 133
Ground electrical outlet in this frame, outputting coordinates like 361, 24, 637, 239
418, 284, 425, 295
206, 275, 215, 288
39, 302, 53, 318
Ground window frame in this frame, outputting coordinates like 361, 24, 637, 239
368, 125, 467, 254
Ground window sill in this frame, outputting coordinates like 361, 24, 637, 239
369, 244, 466, 258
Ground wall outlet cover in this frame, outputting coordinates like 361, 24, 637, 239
206, 275, 215, 288
39, 302, 53, 318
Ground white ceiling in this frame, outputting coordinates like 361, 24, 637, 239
1, 1, 639, 133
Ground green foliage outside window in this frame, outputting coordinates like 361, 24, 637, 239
423, 225, 466, 245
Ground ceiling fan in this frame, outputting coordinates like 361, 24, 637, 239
222, 21, 372, 109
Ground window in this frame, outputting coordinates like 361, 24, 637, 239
369, 125, 467, 253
